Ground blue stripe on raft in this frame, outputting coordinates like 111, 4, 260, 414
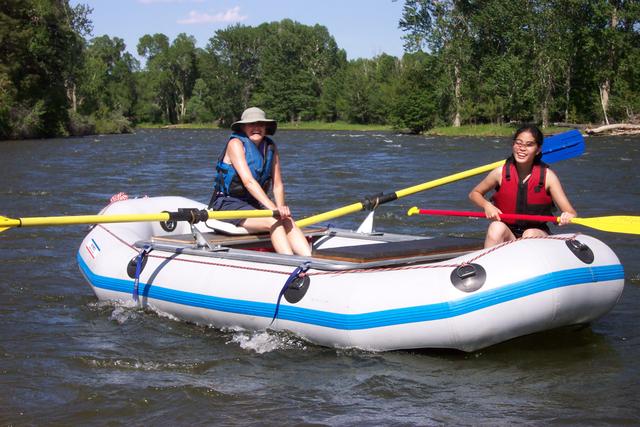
77, 252, 624, 330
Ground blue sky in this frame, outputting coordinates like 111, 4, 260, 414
70, 0, 408, 61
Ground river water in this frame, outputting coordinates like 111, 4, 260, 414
1, 129, 639, 425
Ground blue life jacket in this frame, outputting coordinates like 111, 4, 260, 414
213, 132, 275, 204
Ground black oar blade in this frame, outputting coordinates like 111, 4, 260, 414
541, 129, 585, 164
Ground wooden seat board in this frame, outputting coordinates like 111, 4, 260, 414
312, 237, 483, 263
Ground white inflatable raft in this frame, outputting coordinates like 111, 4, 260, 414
77, 196, 625, 352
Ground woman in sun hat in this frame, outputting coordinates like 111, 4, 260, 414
208, 107, 311, 256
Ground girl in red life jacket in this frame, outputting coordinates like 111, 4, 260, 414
469, 125, 577, 248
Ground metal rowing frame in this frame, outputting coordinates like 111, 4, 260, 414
136, 228, 481, 271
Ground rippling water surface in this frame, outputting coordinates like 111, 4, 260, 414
1, 129, 639, 424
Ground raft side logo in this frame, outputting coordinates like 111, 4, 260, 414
85, 238, 101, 259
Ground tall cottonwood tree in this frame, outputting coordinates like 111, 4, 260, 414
255, 20, 344, 123
388, 51, 438, 133
201, 21, 345, 125
137, 34, 175, 122
79, 35, 138, 118
169, 34, 198, 122
137, 33, 198, 123
400, 0, 475, 127
203, 24, 264, 126
590, 0, 639, 124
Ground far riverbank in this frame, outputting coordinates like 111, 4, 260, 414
137, 121, 571, 137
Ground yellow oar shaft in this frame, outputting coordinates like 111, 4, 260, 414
3, 213, 171, 228
296, 202, 364, 228
394, 160, 505, 198
0, 209, 276, 231
296, 160, 505, 228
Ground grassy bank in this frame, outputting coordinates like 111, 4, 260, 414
427, 123, 571, 137
278, 121, 394, 131
137, 121, 573, 136
137, 121, 394, 131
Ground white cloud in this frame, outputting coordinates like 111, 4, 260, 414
177, 6, 247, 25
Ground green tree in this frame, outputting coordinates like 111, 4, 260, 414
466, 0, 540, 124
389, 52, 438, 133
79, 35, 139, 119
185, 78, 214, 123
168, 33, 198, 122
200, 20, 346, 126
254, 20, 344, 123
203, 24, 264, 125
138, 33, 199, 124
400, 0, 475, 127
339, 59, 386, 124
587, 0, 640, 124
0, 0, 89, 138
138, 33, 177, 123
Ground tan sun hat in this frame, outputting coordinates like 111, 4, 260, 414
231, 107, 277, 135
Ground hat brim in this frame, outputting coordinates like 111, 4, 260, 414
231, 120, 277, 136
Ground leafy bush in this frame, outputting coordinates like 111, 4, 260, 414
67, 110, 96, 136
94, 111, 132, 134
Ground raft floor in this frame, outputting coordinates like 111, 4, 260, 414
152, 229, 483, 264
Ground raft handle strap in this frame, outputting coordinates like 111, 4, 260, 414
270, 261, 311, 325
133, 244, 153, 302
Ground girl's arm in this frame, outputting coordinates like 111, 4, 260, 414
546, 169, 576, 225
469, 167, 503, 220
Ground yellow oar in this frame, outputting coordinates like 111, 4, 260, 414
0, 208, 277, 233
296, 160, 505, 228
408, 208, 640, 235
296, 129, 585, 228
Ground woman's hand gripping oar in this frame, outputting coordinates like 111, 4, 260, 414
407, 208, 640, 236
296, 130, 585, 228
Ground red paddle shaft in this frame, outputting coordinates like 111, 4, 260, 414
415, 209, 559, 223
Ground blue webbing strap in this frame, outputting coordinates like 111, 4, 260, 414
270, 261, 310, 325
132, 245, 153, 302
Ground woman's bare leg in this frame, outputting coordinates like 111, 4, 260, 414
485, 221, 516, 248
241, 217, 311, 256
241, 217, 294, 255
521, 228, 548, 239
281, 218, 311, 256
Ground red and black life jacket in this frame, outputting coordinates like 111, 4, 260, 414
491, 156, 554, 226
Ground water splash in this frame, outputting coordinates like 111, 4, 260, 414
227, 328, 308, 353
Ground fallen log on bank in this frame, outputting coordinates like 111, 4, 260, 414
586, 124, 640, 136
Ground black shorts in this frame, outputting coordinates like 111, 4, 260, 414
507, 223, 551, 238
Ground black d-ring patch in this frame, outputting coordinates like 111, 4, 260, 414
127, 254, 149, 278
566, 239, 594, 264
284, 276, 310, 303
450, 263, 486, 293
